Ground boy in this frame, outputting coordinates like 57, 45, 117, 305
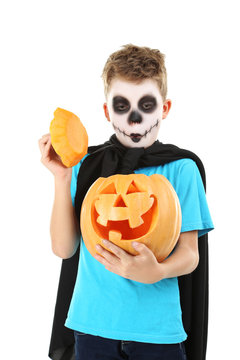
39, 44, 214, 360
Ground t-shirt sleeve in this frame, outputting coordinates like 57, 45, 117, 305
175, 159, 214, 238
70, 154, 89, 207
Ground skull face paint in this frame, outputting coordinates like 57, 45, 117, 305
105, 78, 166, 148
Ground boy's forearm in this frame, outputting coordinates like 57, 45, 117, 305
50, 177, 80, 259
158, 242, 199, 280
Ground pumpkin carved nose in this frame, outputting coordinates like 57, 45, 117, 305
114, 195, 126, 207
95, 192, 154, 228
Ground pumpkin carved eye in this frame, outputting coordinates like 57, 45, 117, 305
81, 174, 182, 262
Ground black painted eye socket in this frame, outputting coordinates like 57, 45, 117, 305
113, 96, 130, 114
138, 96, 157, 113
116, 104, 130, 112
142, 102, 154, 110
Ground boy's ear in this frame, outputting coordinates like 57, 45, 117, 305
162, 99, 172, 119
103, 103, 111, 122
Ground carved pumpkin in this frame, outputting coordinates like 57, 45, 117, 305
49, 107, 88, 167
80, 173, 182, 263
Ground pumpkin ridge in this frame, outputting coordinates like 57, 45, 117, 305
49, 107, 88, 167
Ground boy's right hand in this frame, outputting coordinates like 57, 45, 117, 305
38, 133, 72, 181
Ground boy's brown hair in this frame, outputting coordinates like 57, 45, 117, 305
101, 44, 168, 101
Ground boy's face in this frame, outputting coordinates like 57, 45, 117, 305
103, 78, 171, 148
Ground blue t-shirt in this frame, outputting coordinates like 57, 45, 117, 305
64, 155, 214, 343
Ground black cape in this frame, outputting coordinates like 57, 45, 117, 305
49, 134, 209, 360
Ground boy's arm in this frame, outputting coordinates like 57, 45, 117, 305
94, 230, 199, 284
159, 230, 199, 279
50, 176, 80, 259
38, 133, 80, 259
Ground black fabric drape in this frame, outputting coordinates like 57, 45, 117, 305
49, 134, 209, 360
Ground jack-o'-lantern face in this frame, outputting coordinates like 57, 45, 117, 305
80, 173, 182, 263
93, 178, 157, 242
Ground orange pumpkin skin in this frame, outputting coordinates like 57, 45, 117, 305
49, 108, 88, 167
80, 173, 182, 263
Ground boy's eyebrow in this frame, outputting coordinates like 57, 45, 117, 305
112, 96, 130, 104
138, 95, 157, 106
113, 95, 128, 100
113, 93, 157, 100
139, 94, 157, 99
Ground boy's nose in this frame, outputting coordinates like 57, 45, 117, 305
128, 111, 142, 125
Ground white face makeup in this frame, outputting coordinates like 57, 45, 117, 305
105, 78, 166, 148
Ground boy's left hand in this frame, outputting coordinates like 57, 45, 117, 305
94, 239, 165, 284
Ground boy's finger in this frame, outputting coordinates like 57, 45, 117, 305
39, 137, 51, 159
43, 138, 53, 156
102, 240, 129, 260
38, 139, 46, 153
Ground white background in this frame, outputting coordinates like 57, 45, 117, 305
1, 0, 239, 358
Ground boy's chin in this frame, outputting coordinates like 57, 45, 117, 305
115, 133, 156, 149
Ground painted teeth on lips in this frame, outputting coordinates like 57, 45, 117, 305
130, 133, 142, 138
